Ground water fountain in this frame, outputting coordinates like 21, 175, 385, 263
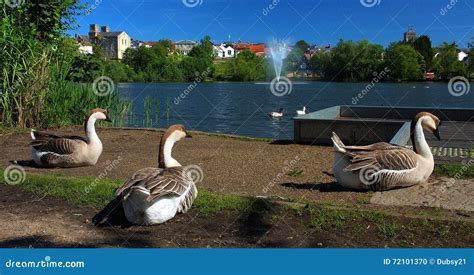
269, 40, 289, 82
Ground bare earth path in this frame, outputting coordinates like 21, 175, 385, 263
1, 127, 472, 210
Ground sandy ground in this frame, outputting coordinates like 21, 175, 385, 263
0, 127, 472, 211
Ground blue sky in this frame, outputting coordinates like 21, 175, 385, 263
70, 0, 474, 48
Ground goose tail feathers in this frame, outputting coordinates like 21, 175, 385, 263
331, 132, 346, 153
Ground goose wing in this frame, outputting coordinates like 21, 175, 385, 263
344, 147, 418, 172
30, 130, 87, 155
116, 167, 197, 212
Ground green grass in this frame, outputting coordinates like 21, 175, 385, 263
434, 163, 474, 179
0, 169, 256, 216
287, 168, 304, 177
2, 168, 472, 243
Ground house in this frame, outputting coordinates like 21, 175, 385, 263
88, 24, 131, 59
233, 43, 267, 56
458, 49, 468, 62
78, 42, 94, 55
424, 72, 435, 80
74, 34, 94, 55
213, 43, 235, 59
174, 40, 197, 55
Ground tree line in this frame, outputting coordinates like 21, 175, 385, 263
307, 36, 472, 82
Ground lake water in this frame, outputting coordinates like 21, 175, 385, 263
117, 81, 473, 139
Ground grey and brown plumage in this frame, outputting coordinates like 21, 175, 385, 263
331, 112, 441, 191
30, 108, 111, 168
112, 124, 198, 225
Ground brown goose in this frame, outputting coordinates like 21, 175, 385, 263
115, 124, 198, 225
30, 108, 111, 168
331, 112, 441, 191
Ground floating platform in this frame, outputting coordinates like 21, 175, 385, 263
293, 106, 474, 163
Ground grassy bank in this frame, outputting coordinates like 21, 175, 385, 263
1, 169, 472, 247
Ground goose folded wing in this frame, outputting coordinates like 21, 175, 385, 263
116, 167, 192, 202
343, 142, 404, 152
344, 148, 418, 172
30, 137, 84, 155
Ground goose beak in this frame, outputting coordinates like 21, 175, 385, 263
433, 128, 441, 141
185, 133, 193, 138
105, 115, 112, 122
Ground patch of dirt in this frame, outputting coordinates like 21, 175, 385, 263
0, 185, 472, 248
1, 127, 471, 211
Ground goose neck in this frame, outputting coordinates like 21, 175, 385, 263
412, 118, 432, 159
159, 133, 181, 168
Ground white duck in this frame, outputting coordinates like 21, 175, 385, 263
269, 108, 284, 118
115, 124, 198, 225
30, 108, 111, 168
296, 106, 307, 115
331, 112, 441, 191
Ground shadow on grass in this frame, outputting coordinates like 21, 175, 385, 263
281, 181, 361, 192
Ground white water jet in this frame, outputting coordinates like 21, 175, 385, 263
269, 40, 289, 82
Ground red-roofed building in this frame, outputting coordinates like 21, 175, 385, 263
233, 43, 267, 56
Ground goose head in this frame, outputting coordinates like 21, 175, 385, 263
412, 112, 441, 140
158, 124, 192, 168
84, 108, 111, 133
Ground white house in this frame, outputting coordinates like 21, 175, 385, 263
458, 50, 468, 62
78, 43, 93, 55
213, 43, 235, 59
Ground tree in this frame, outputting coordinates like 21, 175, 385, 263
385, 43, 425, 81
10, 0, 86, 42
413, 35, 434, 70
433, 42, 467, 80
213, 50, 265, 81
285, 47, 304, 73
182, 36, 214, 81
295, 40, 310, 53
467, 38, 473, 79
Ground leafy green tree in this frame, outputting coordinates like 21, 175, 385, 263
182, 36, 214, 81
213, 50, 265, 81
285, 48, 304, 73
8, 0, 85, 42
295, 40, 310, 53
469, 38, 474, 78
385, 43, 425, 81
433, 42, 467, 80
413, 35, 434, 70
308, 52, 331, 78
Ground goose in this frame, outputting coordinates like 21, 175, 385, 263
269, 108, 284, 118
115, 124, 198, 225
30, 108, 111, 168
296, 106, 307, 115
331, 112, 441, 191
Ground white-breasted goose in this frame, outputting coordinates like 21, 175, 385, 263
115, 124, 198, 225
331, 112, 441, 191
30, 108, 111, 168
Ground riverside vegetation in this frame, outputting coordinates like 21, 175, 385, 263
0, 1, 472, 130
